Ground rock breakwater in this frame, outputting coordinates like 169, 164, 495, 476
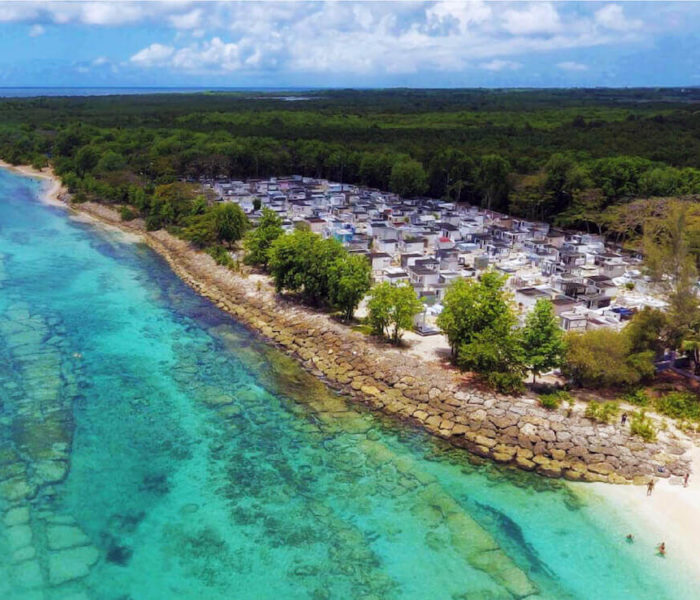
72, 201, 690, 484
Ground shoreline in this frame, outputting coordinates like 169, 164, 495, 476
0, 160, 142, 243
582, 444, 700, 585
0, 160, 66, 206
1, 163, 697, 480
3, 160, 700, 583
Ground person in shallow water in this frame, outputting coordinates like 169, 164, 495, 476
657, 542, 666, 556
626, 534, 634, 543
647, 479, 656, 496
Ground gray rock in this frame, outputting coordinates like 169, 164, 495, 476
7, 524, 32, 552
11, 559, 43, 589
12, 545, 37, 564
48, 545, 99, 586
3, 506, 30, 527
46, 525, 90, 551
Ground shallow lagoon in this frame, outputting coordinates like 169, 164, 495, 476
0, 168, 697, 600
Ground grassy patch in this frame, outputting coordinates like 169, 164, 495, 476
622, 389, 651, 407
351, 324, 373, 336
623, 389, 700, 423
630, 411, 657, 442
584, 400, 620, 424
653, 391, 700, 422
538, 390, 572, 410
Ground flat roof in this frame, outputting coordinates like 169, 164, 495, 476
516, 287, 550, 297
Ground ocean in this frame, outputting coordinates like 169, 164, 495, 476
0, 88, 312, 98
0, 167, 696, 599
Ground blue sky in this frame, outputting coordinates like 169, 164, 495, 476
0, 1, 698, 88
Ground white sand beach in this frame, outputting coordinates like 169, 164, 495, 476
0, 160, 66, 205
0, 160, 141, 242
586, 445, 700, 582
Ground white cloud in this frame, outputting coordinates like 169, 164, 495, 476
557, 61, 588, 72
0, 1, 653, 78
0, 3, 40, 23
171, 37, 242, 71
480, 59, 521, 72
169, 8, 202, 30
502, 3, 562, 35
595, 4, 643, 31
130, 43, 175, 67
0, 1, 200, 27
426, 0, 492, 34
28, 23, 44, 37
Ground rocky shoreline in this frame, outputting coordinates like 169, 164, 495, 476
61, 199, 693, 486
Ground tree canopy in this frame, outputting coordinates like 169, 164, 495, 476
438, 274, 567, 393
268, 229, 345, 305
437, 271, 514, 357
243, 207, 284, 267
521, 299, 566, 382
1, 88, 699, 238
212, 202, 249, 246
562, 328, 654, 389
367, 282, 423, 344
328, 254, 372, 321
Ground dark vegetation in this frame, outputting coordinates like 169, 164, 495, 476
0, 88, 699, 231
437, 273, 566, 393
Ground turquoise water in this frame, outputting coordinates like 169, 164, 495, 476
0, 168, 697, 600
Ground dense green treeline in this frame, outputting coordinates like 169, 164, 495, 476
0, 88, 699, 227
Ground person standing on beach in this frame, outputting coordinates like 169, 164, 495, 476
646, 479, 655, 496
684, 473, 690, 488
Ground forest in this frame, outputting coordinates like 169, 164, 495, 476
0, 87, 699, 237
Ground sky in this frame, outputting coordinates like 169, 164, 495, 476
0, 1, 698, 88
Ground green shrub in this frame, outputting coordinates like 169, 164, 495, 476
584, 401, 601, 421
630, 411, 657, 442
600, 401, 621, 423
120, 206, 137, 221
539, 394, 561, 410
538, 390, 571, 410
206, 245, 235, 269
563, 329, 654, 389
623, 389, 650, 407
679, 420, 700, 434
485, 371, 525, 395
653, 391, 700, 422
145, 214, 163, 231
72, 191, 88, 204
31, 154, 48, 170
585, 400, 620, 424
